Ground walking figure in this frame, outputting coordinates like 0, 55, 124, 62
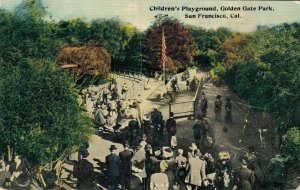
192, 115, 205, 150
225, 96, 232, 123
166, 112, 177, 148
201, 93, 208, 117
106, 145, 120, 190
119, 142, 133, 190
214, 95, 222, 121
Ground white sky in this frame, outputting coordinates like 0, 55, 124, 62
1, 0, 300, 32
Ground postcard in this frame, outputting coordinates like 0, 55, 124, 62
0, 0, 299, 189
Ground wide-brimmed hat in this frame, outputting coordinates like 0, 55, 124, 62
143, 115, 150, 121
189, 143, 198, 150
109, 145, 117, 150
163, 147, 174, 159
218, 151, 230, 160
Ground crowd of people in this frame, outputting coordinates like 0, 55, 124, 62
0, 72, 289, 190
73, 75, 285, 190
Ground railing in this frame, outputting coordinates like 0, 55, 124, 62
111, 69, 146, 100
112, 66, 157, 78
169, 72, 211, 119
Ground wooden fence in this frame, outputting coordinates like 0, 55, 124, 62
169, 72, 211, 119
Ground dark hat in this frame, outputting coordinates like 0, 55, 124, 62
226, 96, 231, 101
169, 112, 174, 117
109, 145, 117, 150
216, 95, 221, 99
123, 142, 129, 147
163, 147, 174, 158
82, 150, 90, 158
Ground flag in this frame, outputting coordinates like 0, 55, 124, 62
162, 30, 167, 65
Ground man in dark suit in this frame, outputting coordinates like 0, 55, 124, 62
150, 106, 163, 126
119, 142, 133, 190
106, 145, 120, 190
201, 93, 208, 117
166, 112, 177, 147
128, 118, 140, 148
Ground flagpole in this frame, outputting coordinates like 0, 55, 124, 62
162, 29, 166, 86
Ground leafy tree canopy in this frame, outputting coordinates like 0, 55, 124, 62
145, 17, 196, 72
0, 59, 93, 166
56, 41, 111, 77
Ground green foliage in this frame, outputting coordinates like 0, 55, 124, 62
56, 18, 91, 45
189, 27, 231, 69
216, 23, 300, 128
281, 127, 300, 166
0, 59, 93, 166
90, 18, 137, 64
124, 32, 149, 70
0, 1, 59, 62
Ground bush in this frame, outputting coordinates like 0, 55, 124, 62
281, 127, 300, 167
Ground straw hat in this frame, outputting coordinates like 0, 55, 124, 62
218, 151, 230, 160
160, 160, 168, 172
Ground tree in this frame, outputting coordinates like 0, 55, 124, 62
217, 32, 251, 67
190, 27, 231, 69
124, 32, 149, 70
56, 42, 111, 86
218, 23, 300, 128
90, 18, 137, 65
0, 59, 93, 166
145, 17, 196, 72
0, 0, 59, 62
281, 127, 300, 166
56, 18, 91, 45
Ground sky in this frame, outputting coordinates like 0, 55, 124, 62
1, 0, 300, 32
